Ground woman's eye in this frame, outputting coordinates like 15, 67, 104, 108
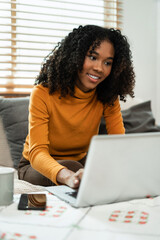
89, 55, 96, 60
105, 61, 112, 66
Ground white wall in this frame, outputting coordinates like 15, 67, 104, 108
122, 0, 159, 123
156, 0, 160, 123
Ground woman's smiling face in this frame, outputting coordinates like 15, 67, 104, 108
76, 40, 114, 92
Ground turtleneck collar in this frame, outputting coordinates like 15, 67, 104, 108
74, 85, 96, 99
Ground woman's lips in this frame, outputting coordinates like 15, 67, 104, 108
87, 73, 100, 83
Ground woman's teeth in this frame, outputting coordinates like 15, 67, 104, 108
88, 74, 99, 80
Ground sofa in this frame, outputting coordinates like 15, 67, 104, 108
0, 97, 160, 193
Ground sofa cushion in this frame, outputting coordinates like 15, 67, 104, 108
122, 101, 160, 133
0, 97, 29, 169
0, 117, 13, 167
99, 101, 160, 134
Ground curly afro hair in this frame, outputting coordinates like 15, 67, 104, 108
35, 25, 135, 105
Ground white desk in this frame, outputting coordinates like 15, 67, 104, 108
1, 192, 160, 240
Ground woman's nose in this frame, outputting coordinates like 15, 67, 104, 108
93, 61, 103, 72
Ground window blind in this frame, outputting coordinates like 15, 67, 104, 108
0, 0, 123, 96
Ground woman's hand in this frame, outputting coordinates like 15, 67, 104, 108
56, 168, 84, 188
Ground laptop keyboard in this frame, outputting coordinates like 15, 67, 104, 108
66, 191, 78, 198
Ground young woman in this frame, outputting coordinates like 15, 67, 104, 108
18, 25, 135, 189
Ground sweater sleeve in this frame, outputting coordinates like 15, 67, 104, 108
28, 86, 65, 185
103, 98, 125, 134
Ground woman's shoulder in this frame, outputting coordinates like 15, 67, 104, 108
32, 84, 50, 95
31, 84, 49, 98
29, 84, 52, 112
29, 84, 51, 105
103, 97, 121, 114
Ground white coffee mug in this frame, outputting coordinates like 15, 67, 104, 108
0, 167, 15, 206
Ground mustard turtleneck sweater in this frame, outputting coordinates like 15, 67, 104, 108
23, 84, 125, 184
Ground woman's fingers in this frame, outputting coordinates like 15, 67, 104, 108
74, 168, 84, 180
70, 169, 84, 188
56, 168, 84, 189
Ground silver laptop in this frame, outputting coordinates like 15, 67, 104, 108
46, 132, 160, 208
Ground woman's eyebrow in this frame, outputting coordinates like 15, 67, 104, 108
89, 50, 99, 55
89, 50, 114, 60
107, 57, 114, 60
